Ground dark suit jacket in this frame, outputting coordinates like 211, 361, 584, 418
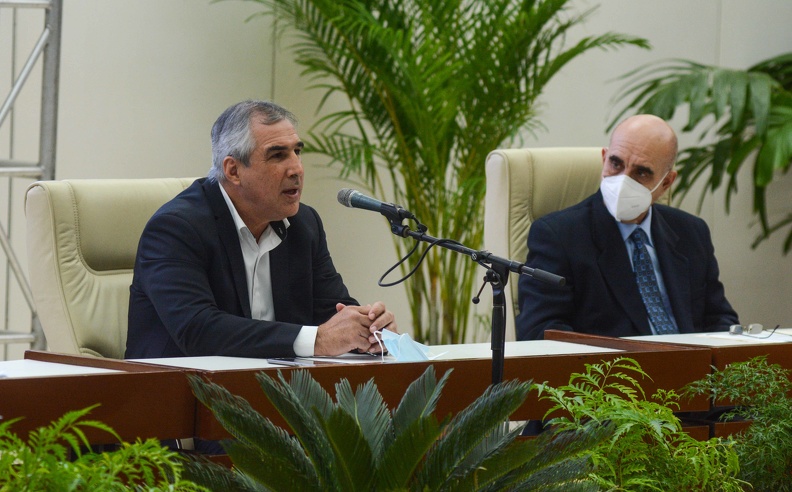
515, 191, 738, 340
125, 178, 356, 358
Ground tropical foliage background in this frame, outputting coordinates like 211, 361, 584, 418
237, 0, 649, 344
610, 52, 792, 253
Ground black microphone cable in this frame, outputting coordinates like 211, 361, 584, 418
376, 218, 463, 288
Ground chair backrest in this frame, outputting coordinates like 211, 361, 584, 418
25, 178, 197, 358
483, 148, 603, 340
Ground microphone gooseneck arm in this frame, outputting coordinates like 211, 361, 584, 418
392, 224, 564, 386
392, 224, 565, 287
336, 188, 566, 386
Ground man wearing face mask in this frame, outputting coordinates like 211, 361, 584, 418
514, 114, 739, 340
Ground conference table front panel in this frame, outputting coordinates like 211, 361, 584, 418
137, 338, 712, 441
0, 351, 195, 444
623, 328, 792, 370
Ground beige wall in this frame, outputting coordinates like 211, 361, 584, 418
2, 0, 791, 357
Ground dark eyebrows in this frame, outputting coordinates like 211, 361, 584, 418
265, 141, 304, 157
608, 154, 654, 176
608, 154, 624, 166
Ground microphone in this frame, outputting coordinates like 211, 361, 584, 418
337, 189, 415, 221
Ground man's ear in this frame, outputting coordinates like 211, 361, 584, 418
600, 147, 609, 177
662, 169, 678, 192
223, 156, 241, 185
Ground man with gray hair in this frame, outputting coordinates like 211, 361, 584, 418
515, 114, 738, 340
126, 100, 396, 359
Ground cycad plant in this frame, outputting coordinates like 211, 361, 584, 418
609, 53, 792, 253
184, 366, 614, 491
536, 357, 745, 491
682, 356, 792, 491
235, 0, 649, 343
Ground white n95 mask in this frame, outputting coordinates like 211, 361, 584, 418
600, 173, 667, 222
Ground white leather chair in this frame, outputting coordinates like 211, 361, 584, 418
483, 148, 604, 340
25, 178, 197, 358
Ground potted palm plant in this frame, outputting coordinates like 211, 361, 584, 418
234, 0, 649, 344
609, 53, 792, 253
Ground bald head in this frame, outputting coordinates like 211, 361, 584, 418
610, 114, 678, 172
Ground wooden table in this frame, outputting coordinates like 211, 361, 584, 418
0, 351, 194, 444
136, 337, 712, 441
623, 328, 792, 370
2, 336, 716, 444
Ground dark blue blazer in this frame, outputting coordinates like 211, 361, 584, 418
125, 178, 356, 358
515, 191, 738, 340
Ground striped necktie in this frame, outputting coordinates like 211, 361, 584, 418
630, 228, 677, 334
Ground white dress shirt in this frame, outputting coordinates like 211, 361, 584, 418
219, 185, 317, 356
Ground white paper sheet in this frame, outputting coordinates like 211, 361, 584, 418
0, 359, 120, 379
130, 340, 622, 369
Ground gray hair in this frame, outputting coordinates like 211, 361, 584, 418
208, 100, 297, 182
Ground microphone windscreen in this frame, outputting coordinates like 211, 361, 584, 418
337, 188, 356, 207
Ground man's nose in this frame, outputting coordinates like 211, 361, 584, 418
288, 155, 304, 177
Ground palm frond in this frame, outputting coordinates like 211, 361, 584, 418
188, 374, 318, 486
182, 456, 264, 492
280, 368, 335, 419
418, 379, 532, 489
255, 370, 338, 488
377, 415, 443, 490
316, 408, 376, 492
390, 366, 451, 439
334, 378, 391, 459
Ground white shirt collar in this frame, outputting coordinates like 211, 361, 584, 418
218, 182, 290, 240
616, 206, 654, 247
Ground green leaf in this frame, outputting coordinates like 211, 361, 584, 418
255, 370, 337, 488
334, 377, 391, 459
377, 415, 443, 490
391, 366, 451, 439
748, 71, 777, 135
190, 376, 314, 470
419, 379, 531, 490
317, 408, 376, 492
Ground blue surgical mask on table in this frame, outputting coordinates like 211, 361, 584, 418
374, 329, 431, 362
600, 173, 667, 222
